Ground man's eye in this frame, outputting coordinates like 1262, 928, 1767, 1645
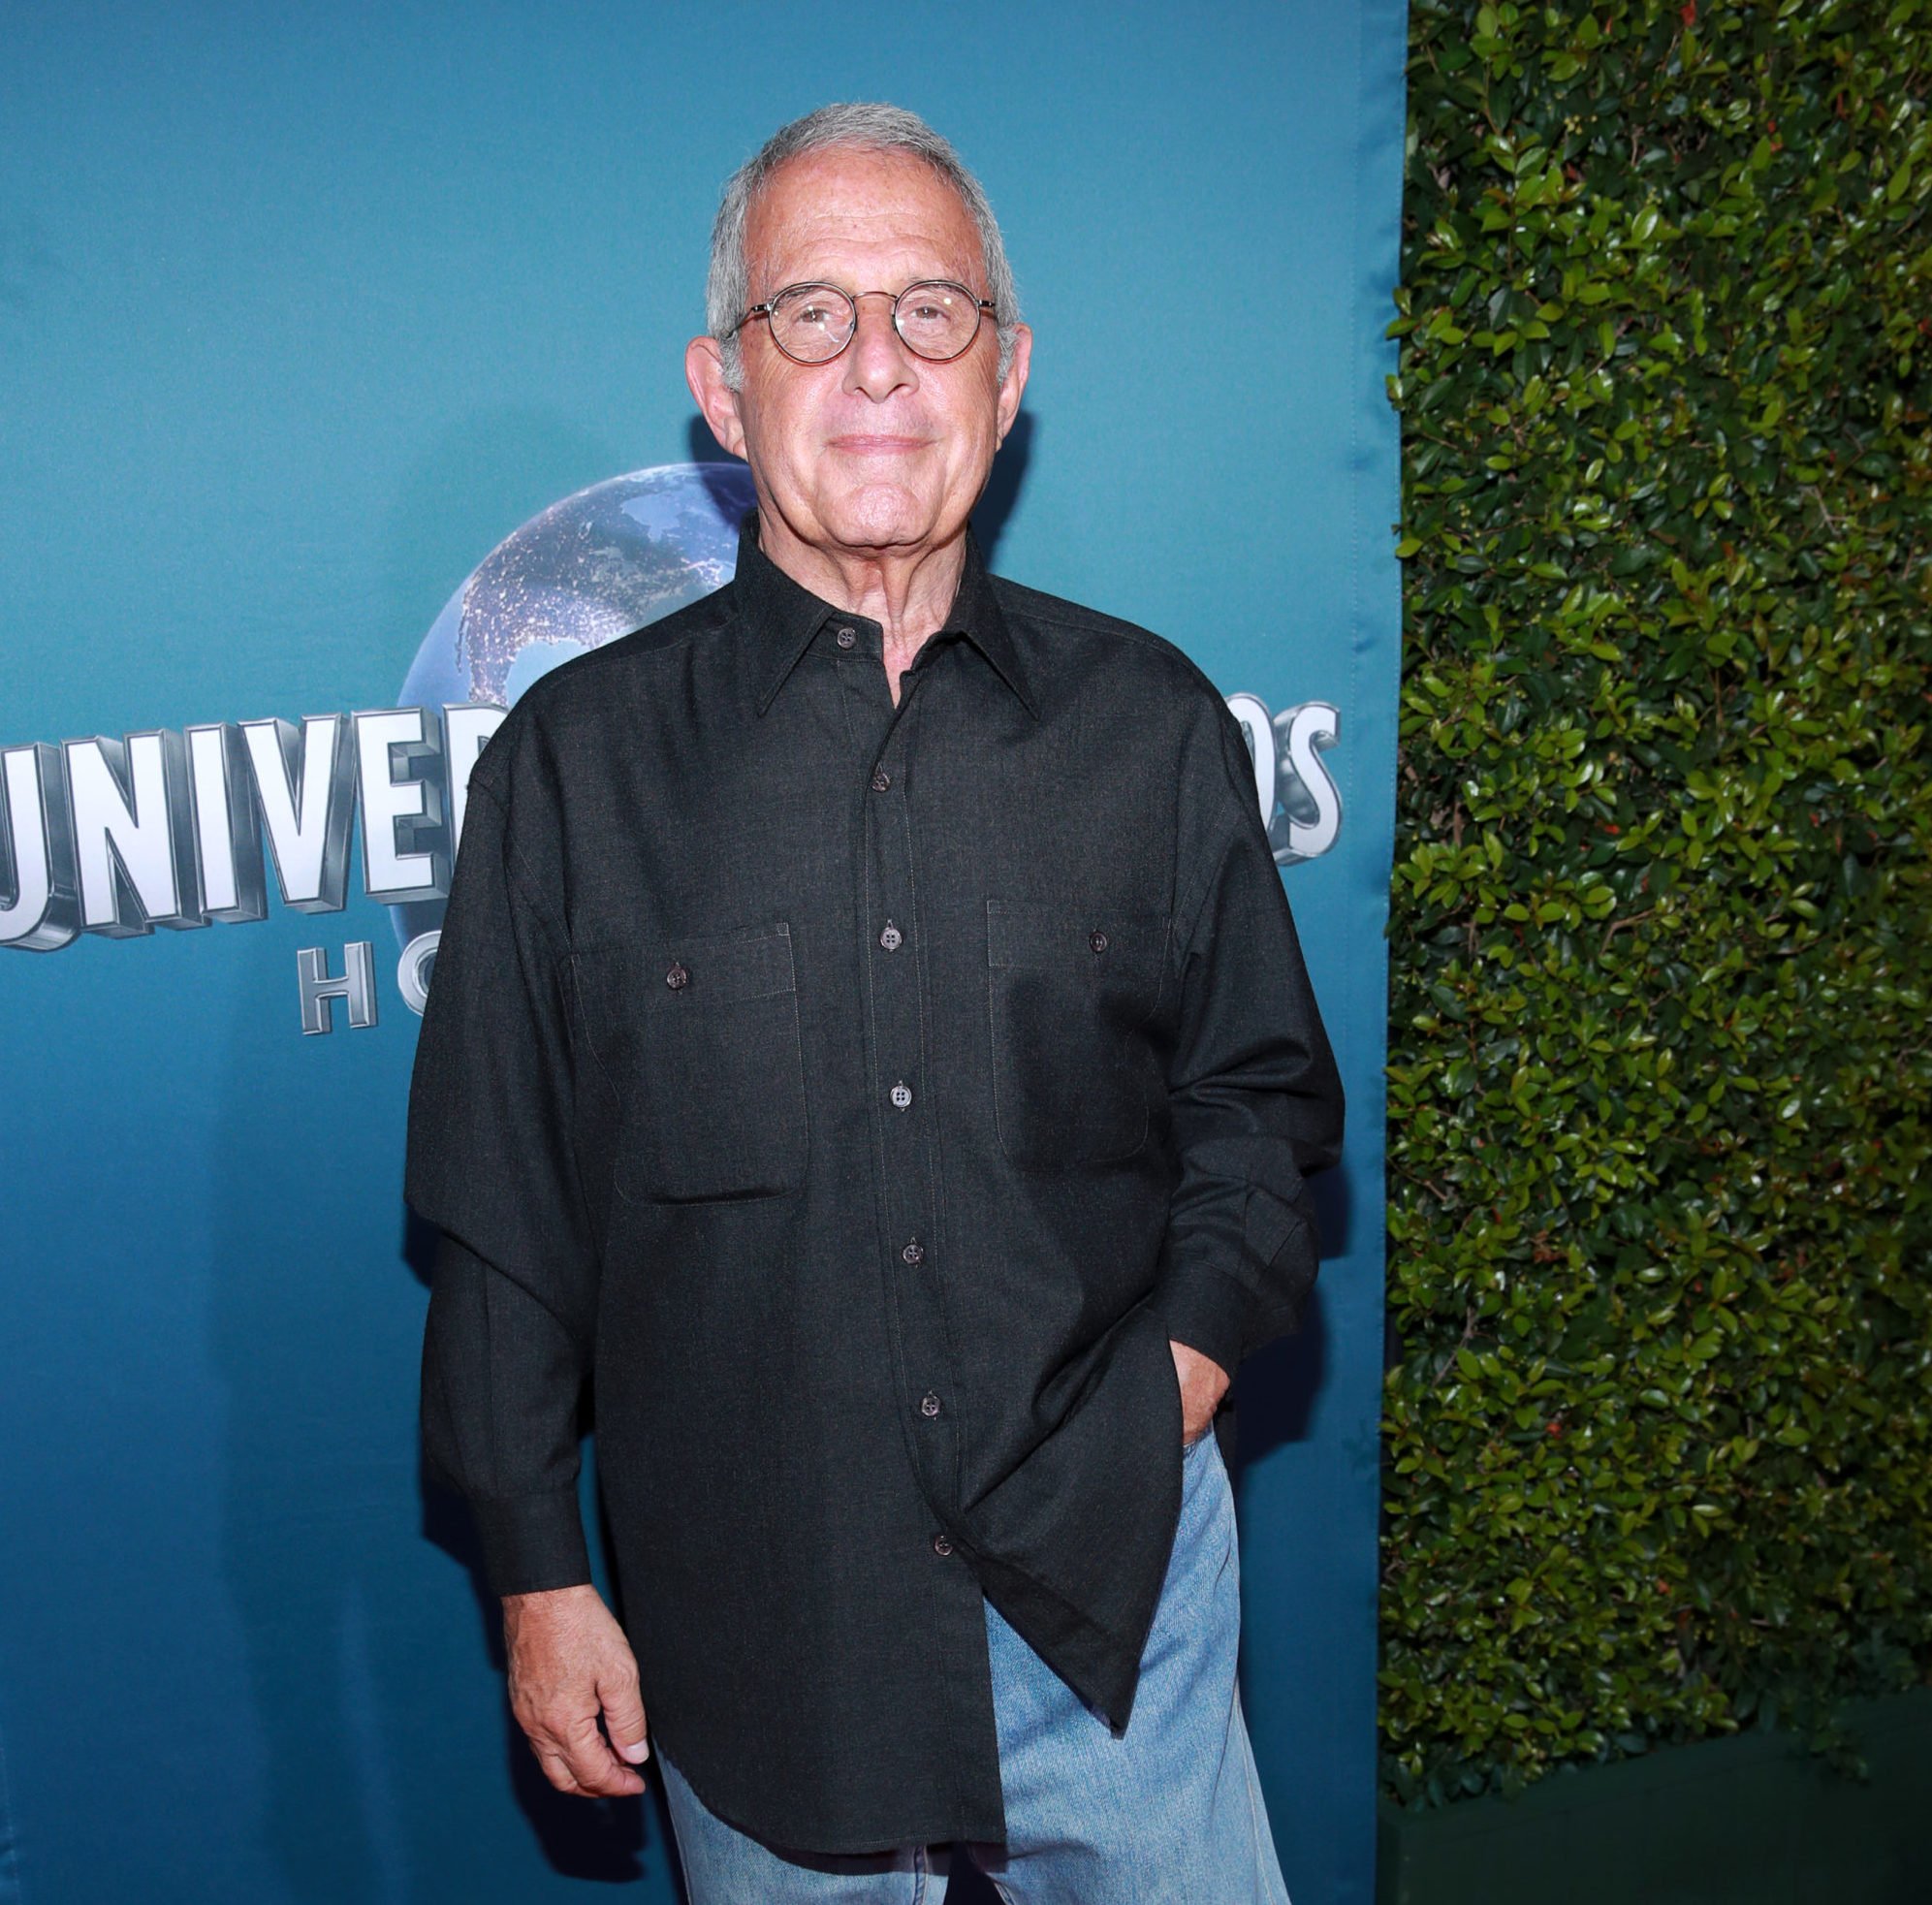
906, 303, 945, 324
796, 304, 834, 327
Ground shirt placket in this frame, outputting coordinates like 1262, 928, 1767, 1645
858, 662, 958, 1516
837, 619, 1008, 1840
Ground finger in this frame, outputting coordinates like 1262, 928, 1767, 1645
532, 1744, 586, 1796
561, 1714, 647, 1797
600, 1665, 650, 1766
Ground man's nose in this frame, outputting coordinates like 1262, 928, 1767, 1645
841, 293, 920, 401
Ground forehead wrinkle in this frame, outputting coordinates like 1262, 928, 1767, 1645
747, 154, 985, 300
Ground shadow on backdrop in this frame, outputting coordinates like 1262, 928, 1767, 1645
1230, 1162, 1353, 1472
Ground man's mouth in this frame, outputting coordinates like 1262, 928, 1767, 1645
826, 434, 933, 455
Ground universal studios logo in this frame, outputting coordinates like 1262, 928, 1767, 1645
0, 467, 1342, 1032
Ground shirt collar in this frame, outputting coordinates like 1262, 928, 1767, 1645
733, 511, 1038, 721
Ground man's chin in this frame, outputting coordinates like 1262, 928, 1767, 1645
821, 493, 952, 556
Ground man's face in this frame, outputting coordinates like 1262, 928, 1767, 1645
688, 146, 1030, 564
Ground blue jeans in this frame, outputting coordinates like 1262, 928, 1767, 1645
655, 1428, 1291, 1903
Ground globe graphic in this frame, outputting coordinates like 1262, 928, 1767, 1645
392, 460, 758, 952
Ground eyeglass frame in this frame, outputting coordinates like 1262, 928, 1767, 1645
728, 279, 999, 365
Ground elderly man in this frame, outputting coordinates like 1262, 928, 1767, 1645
407, 102, 1343, 1902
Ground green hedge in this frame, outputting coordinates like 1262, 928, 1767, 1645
1380, 0, 1930, 1807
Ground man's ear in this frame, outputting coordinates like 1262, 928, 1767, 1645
995, 323, 1032, 449
685, 335, 747, 460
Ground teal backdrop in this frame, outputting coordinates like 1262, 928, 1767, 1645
0, 4, 1406, 1900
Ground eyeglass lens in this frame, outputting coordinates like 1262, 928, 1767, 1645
765, 282, 982, 363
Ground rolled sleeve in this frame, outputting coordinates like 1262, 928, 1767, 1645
1147, 698, 1346, 1376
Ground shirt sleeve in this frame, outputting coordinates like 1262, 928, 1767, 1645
406, 764, 598, 1596
1145, 693, 1346, 1378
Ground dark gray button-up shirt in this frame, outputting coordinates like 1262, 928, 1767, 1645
406, 514, 1344, 1855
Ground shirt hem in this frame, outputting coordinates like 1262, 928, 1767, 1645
650, 1715, 1007, 1857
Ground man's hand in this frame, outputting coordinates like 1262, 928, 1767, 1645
502, 1583, 650, 1797
1170, 1339, 1231, 1446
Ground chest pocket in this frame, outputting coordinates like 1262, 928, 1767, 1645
583, 921, 808, 1204
987, 898, 1170, 1170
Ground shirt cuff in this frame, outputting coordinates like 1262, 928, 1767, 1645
469, 1489, 594, 1598
1145, 1262, 1253, 1381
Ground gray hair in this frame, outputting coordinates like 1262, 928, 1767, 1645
707, 102, 1022, 390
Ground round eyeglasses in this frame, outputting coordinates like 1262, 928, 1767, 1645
731, 280, 998, 365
